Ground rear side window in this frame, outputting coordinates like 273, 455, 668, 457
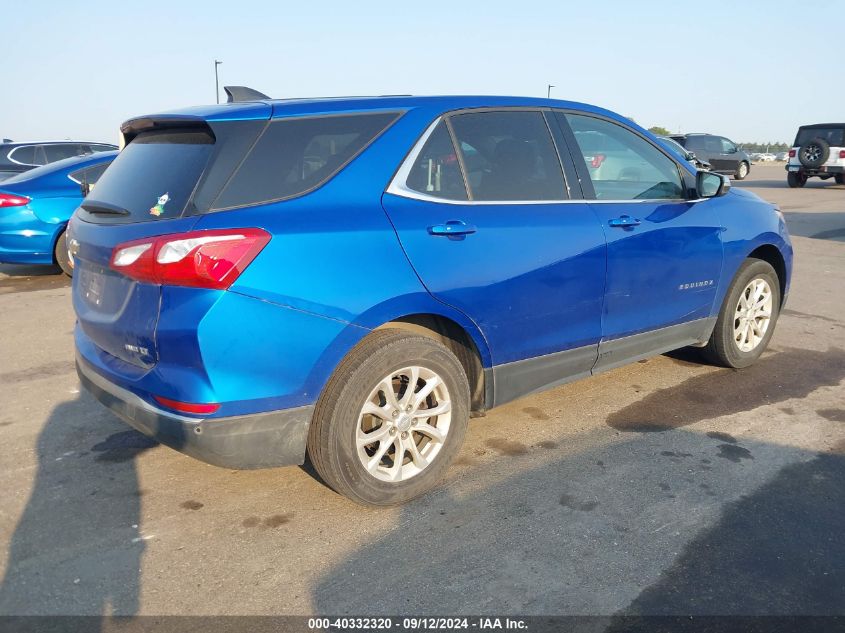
82, 129, 214, 222
405, 121, 467, 201
795, 127, 845, 147
681, 136, 705, 151
212, 112, 400, 210
449, 111, 566, 201
69, 162, 111, 187
9, 146, 37, 165
703, 137, 723, 153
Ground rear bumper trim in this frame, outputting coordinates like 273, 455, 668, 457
76, 353, 313, 469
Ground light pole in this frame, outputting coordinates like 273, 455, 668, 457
214, 60, 223, 104
547, 84, 555, 99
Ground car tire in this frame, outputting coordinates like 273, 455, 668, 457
787, 171, 807, 188
735, 161, 749, 180
835, 174, 844, 185
798, 138, 830, 168
307, 328, 470, 506
54, 229, 73, 277
701, 258, 781, 369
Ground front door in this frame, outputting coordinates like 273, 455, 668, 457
557, 112, 723, 370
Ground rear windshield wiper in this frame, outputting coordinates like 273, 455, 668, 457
81, 201, 130, 216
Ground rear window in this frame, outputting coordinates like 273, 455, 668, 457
795, 127, 845, 147
211, 112, 400, 210
82, 129, 214, 222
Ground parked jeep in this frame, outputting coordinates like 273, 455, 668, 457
786, 123, 845, 188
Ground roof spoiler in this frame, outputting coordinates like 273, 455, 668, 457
224, 86, 271, 103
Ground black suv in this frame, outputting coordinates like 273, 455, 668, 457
669, 133, 751, 180
0, 141, 117, 181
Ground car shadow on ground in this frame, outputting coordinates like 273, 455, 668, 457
313, 432, 845, 618
783, 212, 845, 243
312, 347, 845, 616
0, 264, 68, 294
0, 394, 157, 619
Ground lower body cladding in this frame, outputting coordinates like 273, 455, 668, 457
76, 355, 314, 469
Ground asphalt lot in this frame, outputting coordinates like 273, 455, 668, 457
0, 163, 843, 617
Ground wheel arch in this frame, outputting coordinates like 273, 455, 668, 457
375, 314, 491, 414
49, 221, 69, 264
747, 243, 787, 306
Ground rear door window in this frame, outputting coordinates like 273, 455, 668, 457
45, 143, 86, 162
448, 110, 566, 201
81, 128, 214, 223
212, 111, 400, 210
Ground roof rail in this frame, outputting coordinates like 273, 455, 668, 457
224, 86, 271, 103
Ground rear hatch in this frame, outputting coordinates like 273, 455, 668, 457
71, 112, 269, 369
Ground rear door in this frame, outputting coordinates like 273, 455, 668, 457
557, 112, 723, 369
382, 109, 607, 403
71, 126, 227, 369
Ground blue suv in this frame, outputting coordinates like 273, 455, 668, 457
71, 95, 792, 505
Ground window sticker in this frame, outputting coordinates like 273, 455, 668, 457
149, 192, 170, 216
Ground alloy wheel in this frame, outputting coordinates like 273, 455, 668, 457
733, 278, 773, 352
356, 366, 452, 482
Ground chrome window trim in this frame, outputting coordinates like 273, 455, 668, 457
386, 115, 698, 206
7, 145, 38, 167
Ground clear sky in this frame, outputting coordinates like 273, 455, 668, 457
4, 0, 841, 145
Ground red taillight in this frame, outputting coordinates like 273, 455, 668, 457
153, 395, 220, 415
0, 193, 31, 207
591, 154, 606, 168
110, 228, 270, 289
839, 150, 845, 159
788, 149, 796, 158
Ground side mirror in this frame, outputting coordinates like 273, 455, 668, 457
697, 171, 730, 198
686, 151, 697, 160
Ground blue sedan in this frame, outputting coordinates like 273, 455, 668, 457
0, 151, 117, 275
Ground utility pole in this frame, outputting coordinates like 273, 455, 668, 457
547, 84, 555, 99
214, 60, 223, 104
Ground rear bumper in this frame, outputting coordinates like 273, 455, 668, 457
77, 353, 313, 470
786, 165, 844, 175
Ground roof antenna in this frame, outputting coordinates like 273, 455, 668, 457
224, 86, 271, 103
